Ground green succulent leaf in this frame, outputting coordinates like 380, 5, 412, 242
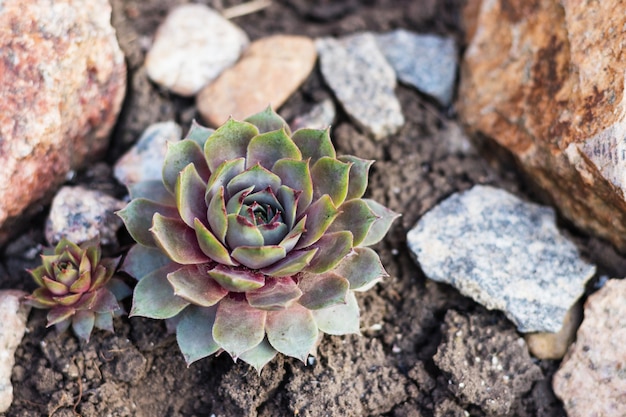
275, 185, 299, 230
226, 214, 265, 248
168, 265, 228, 307
311, 157, 351, 207
194, 218, 236, 266
117, 198, 178, 248
338, 155, 373, 200
359, 199, 401, 246
53, 293, 82, 306
272, 159, 312, 220
106, 277, 133, 301
266, 304, 318, 362
176, 305, 220, 365
43, 276, 68, 295
258, 222, 289, 246
54, 319, 72, 334
246, 128, 302, 169
244, 106, 290, 134
94, 312, 114, 333
260, 248, 318, 277
295, 195, 339, 249
185, 120, 215, 147
298, 271, 349, 310
28, 266, 46, 287
205, 158, 246, 202
213, 296, 267, 359
312, 291, 360, 335
238, 338, 278, 374
335, 247, 387, 292
151, 214, 209, 265
204, 118, 259, 172
207, 186, 228, 243
69, 270, 91, 293
130, 264, 190, 319
54, 238, 82, 258
121, 244, 172, 280
72, 310, 96, 342
90, 288, 120, 313
47, 306, 76, 327
305, 231, 353, 274
207, 264, 265, 292
231, 245, 287, 269
129, 180, 176, 206
278, 216, 307, 253
163, 139, 210, 194
176, 164, 209, 228
246, 277, 303, 310
227, 164, 281, 197
225, 186, 255, 216
29, 288, 57, 308
328, 199, 377, 247
291, 128, 336, 164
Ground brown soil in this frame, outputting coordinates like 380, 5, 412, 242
3, 1, 624, 416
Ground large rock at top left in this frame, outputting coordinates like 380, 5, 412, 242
0, 0, 126, 245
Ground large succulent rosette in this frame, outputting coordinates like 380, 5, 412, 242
118, 107, 398, 371
26, 238, 131, 342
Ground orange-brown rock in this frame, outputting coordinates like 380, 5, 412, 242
196, 35, 317, 127
0, 0, 126, 246
458, 0, 626, 250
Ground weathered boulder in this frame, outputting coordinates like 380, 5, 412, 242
0, 0, 126, 246
458, 0, 626, 251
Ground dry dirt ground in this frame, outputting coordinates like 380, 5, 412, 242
3, 1, 625, 416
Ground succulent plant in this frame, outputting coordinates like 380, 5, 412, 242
26, 238, 131, 342
118, 107, 399, 371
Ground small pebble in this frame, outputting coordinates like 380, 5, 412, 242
290, 99, 336, 131
145, 4, 249, 96
316, 33, 404, 140
45, 186, 125, 246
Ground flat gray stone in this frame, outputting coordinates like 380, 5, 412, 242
316, 33, 404, 140
289, 99, 336, 131
114, 121, 182, 187
407, 185, 596, 333
45, 186, 125, 246
376, 29, 457, 106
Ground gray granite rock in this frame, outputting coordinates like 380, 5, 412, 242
434, 310, 543, 416
290, 99, 336, 131
407, 185, 596, 333
376, 29, 457, 106
45, 186, 125, 246
316, 33, 404, 140
553, 279, 626, 417
145, 4, 249, 96
114, 121, 182, 187
0, 290, 30, 413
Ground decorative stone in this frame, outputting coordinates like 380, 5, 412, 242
0, 0, 126, 246
317, 33, 404, 140
376, 29, 457, 106
434, 310, 543, 416
145, 4, 249, 97
289, 99, 336, 131
197, 35, 317, 126
114, 122, 182, 187
458, 0, 626, 251
525, 302, 582, 360
553, 279, 626, 417
407, 185, 596, 333
0, 290, 31, 413
45, 186, 125, 246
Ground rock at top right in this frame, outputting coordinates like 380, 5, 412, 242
458, 0, 626, 250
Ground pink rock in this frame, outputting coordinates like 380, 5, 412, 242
0, 0, 126, 245
197, 35, 317, 127
553, 279, 626, 417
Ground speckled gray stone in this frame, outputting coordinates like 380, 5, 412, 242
290, 99, 336, 131
45, 186, 125, 246
0, 290, 30, 413
376, 29, 458, 106
114, 121, 182, 187
553, 279, 626, 417
407, 185, 596, 333
316, 33, 404, 140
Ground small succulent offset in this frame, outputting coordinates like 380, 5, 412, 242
118, 107, 399, 371
26, 238, 131, 342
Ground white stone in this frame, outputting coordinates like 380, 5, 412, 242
45, 186, 125, 246
289, 99, 336, 131
316, 33, 404, 140
145, 4, 249, 96
376, 29, 458, 106
553, 279, 626, 417
114, 121, 182, 187
0, 290, 30, 413
407, 185, 596, 333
